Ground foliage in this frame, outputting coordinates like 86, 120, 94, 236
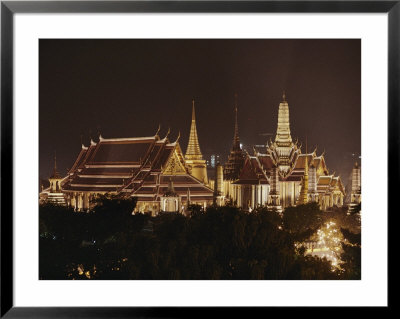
340, 222, 361, 279
39, 200, 359, 280
282, 202, 324, 241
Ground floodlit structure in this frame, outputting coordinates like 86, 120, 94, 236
185, 99, 208, 184
51, 124, 213, 214
39, 93, 347, 213
223, 93, 346, 210
39, 153, 66, 205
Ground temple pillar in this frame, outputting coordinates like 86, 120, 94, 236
83, 193, 89, 211
70, 194, 76, 209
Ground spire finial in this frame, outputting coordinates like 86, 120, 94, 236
234, 93, 238, 110
192, 98, 196, 121
233, 93, 240, 151
282, 90, 286, 102
50, 150, 61, 179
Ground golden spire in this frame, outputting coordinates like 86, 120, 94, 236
185, 99, 203, 160
275, 91, 292, 144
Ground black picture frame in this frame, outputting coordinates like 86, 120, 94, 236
1, 0, 395, 317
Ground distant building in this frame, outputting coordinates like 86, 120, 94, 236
39, 153, 67, 205
210, 154, 221, 168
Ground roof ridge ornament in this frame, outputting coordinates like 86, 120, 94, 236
175, 131, 181, 143
165, 127, 171, 139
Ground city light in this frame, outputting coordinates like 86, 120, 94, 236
305, 221, 345, 269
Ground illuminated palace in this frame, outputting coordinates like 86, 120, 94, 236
40, 94, 351, 213
220, 93, 346, 212
40, 100, 213, 214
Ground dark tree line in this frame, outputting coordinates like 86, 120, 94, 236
39, 197, 360, 280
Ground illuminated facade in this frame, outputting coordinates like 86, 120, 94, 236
40, 94, 346, 213
52, 128, 213, 215
224, 93, 345, 211
262, 93, 345, 210
185, 99, 208, 184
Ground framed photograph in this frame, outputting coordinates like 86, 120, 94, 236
1, 0, 395, 316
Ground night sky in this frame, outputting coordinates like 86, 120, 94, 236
39, 39, 360, 187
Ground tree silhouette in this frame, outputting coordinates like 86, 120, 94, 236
39, 199, 357, 280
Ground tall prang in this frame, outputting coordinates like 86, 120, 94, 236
266, 92, 300, 177
185, 99, 208, 184
223, 94, 245, 180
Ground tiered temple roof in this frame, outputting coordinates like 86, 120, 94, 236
233, 155, 269, 185
62, 130, 214, 203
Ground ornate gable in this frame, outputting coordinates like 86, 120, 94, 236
162, 144, 187, 175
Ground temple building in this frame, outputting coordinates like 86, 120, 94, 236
223, 92, 345, 211
58, 129, 214, 214
39, 93, 347, 214
185, 99, 208, 184
222, 95, 246, 205
40, 100, 216, 214
39, 153, 67, 205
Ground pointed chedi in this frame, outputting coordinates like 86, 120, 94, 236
185, 99, 203, 160
185, 99, 208, 184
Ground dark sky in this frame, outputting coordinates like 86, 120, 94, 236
39, 39, 360, 187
